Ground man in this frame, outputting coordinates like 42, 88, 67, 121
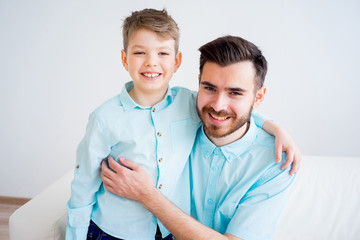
101, 35, 295, 239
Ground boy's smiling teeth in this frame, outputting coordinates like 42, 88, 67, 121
209, 113, 229, 121
143, 73, 160, 78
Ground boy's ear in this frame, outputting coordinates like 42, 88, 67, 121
253, 86, 266, 109
121, 49, 129, 71
173, 51, 182, 73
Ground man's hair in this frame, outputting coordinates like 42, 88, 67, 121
122, 8, 180, 53
199, 35, 268, 90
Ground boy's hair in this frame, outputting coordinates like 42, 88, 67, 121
199, 35, 268, 90
122, 8, 180, 53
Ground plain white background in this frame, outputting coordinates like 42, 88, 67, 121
1, 0, 359, 198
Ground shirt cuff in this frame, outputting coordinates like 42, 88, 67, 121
66, 224, 89, 240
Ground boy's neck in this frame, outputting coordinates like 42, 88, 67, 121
129, 88, 168, 107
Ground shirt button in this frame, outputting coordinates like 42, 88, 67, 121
76, 164, 80, 169
152, 107, 156, 112
207, 199, 213, 204
158, 158, 163, 163
212, 166, 218, 171
157, 132, 162, 137
158, 184, 163, 189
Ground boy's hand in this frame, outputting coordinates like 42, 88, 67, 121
274, 128, 301, 176
101, 156, 156, 203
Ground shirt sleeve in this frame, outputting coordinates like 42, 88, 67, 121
251, 110, 270, 128
66, 112, 111, 239
225, 153, 295, 240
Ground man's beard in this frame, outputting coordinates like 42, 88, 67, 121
197, 105, 253, 139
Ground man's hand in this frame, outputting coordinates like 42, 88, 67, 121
101, 158, 241, 240
101, 156, 155, 203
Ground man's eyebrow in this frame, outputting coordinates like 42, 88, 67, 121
225, 87, 247, 92
200, 81, 217, 88
201, 81, 247, 92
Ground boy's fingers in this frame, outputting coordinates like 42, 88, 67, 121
275, 144, 282, 163
281, 150, 294, 170
291, 155, 301, 175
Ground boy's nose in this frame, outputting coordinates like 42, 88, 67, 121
145, 54, 158, 67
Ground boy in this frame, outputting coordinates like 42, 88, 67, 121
67, 8, 299, 240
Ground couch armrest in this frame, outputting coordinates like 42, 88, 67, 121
9, 170, 73, 240
273, 156, 360, 240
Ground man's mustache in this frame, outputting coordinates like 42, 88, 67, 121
202, 106, 236, 118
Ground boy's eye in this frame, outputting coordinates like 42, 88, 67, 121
159, 52, 170, 56
133, 52, 145, 55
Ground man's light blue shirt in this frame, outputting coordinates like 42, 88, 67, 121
190, 116, 295, 240
67, 81, 200, 239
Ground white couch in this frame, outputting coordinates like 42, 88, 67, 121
9, 156, 360, 240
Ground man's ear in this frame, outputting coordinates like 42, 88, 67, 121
121, 49, 129, 71
253, 86, 266, 109
174, 51, 182, 73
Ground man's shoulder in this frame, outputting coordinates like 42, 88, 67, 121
253, 126, 276, 150
248, 126, 290, 177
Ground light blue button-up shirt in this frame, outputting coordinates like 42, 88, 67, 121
190, 117, 295, 240
67, 81, 200, 239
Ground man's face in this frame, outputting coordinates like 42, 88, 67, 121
197, 61, 259, 145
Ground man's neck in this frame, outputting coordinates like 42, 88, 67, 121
206, 122, 250, 147
129, 88, 167, 107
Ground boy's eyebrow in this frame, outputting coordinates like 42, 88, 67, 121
201, 81, 247, 92
130, 44, 173, 51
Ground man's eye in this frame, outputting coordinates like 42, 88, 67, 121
204, 86, 215, 92
230, 92, 242, 96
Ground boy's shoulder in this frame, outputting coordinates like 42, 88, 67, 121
92, 94, 123, 117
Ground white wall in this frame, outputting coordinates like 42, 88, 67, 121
1, 0, 359, 198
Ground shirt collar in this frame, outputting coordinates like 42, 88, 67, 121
199, 116, 257, 162
119, 81, 174, 112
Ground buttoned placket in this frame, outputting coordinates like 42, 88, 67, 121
151, 106, 164, 191
203, 147, 226, 228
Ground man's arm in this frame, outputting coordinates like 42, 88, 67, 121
101, 157, 243, 240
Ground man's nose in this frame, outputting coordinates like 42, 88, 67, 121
210, 94, 228, 112
145, 53, 158, 67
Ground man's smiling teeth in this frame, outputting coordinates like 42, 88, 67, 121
143, 73, 160, 78
210, 113, 229, 121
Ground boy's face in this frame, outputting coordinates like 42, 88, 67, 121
121, 28, 181, 100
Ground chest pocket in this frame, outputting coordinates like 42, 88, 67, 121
170, 118, 198, 155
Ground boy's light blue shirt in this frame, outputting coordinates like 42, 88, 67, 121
190, 117, 295, 240
67, 81, 200, 239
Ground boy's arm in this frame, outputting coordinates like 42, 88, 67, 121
66, 113, 110, 239
252, 110, 301, 175
101, 157, 243, 240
